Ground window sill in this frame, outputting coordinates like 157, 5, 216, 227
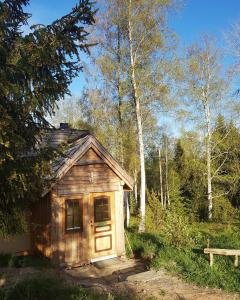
65, 227, 82, 233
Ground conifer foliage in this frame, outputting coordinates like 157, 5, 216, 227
0, 0, 95, 235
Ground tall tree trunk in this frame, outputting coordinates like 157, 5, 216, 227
116, 24, 124, 166
128, 0, 146, 232
205, 103, 213, 220
134, 169, 138, 205
124, 191, 130, 228
158, 148, 164, 206
165, 137, 170, 207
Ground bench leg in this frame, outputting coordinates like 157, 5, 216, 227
234, 255, 238, 267
210, 253, 213, 267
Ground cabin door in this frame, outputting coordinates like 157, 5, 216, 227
89, 192, 116, 261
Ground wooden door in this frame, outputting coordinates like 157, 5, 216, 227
89, 192, 116, 261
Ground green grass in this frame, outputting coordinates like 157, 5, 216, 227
0, 254, 51, 268
0, 275, 107, 300
127, 222, 240, 293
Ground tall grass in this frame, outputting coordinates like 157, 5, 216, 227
127, 222, 240, 293
0, 275, 108, 300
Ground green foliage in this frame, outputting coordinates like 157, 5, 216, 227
128, 223, 240, 293
0, 0, 95, 234
129, 193, 137, 214
161, 200, 194, 249
145, 190, 193, 248
212, 197, 237, 223
145, 190, 164, 232
2, 275, 106, 300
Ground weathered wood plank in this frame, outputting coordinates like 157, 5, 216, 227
204, 248, 240, 267
74, 160, 106, 166
204, 248, 240, 256
234, 255, 239, 267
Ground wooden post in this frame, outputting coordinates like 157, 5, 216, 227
210, 253, 214, 267
234, 255, 238, 267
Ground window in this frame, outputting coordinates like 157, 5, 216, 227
65, 199, 82, 231
94, 197, 111, 222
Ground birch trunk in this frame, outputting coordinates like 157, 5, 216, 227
128, 0, 146, 232
116, 24, 124, 166
124, 191, 130, 228
158, 148, 164, 207
134, 169, 138, 205
165, 138, 170, 207
205, 103, 213, 220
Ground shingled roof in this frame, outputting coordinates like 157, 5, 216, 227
42, 126, 133, 196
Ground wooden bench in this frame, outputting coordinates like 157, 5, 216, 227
204, 248, 240, 267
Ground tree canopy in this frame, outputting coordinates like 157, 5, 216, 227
0, 0, 95, 235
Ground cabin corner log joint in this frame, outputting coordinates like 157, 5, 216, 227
1, 128, 133, 266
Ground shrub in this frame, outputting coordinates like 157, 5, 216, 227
212, 196, 236, 223
161, 200, 193, 249
145, 190, 164, 232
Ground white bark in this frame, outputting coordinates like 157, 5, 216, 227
158, 148, 164, 207
116, 24, 124, 167
124, 191, 130, 228
165, 138, 170, 207
134, 169, 138, 205
205, 103, 213, 220
128, 0, 146, 232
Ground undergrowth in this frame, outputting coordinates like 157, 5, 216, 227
127, 221, 240, 293
0, 275, 106, 300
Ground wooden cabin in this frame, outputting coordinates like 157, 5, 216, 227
30, 126, 133, 266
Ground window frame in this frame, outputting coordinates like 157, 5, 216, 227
94, 196, 111, 223
65, 199, 83, 233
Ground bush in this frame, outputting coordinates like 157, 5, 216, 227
145, 190, 164, 232
161, 200, 193, 249
212, 197, 237, 223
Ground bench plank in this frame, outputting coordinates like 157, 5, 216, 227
204, 248, 240, 267
204, 248, 240, 256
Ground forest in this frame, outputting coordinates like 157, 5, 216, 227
1, 0, 240, 298
52, 0, 240, 227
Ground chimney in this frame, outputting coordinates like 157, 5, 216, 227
59, 123, 69, 130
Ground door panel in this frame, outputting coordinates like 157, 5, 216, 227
89, 192, 116, 260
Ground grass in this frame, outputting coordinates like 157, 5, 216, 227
0, 274, 108, 300
127, 222, 240, 293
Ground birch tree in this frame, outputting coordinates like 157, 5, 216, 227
125, 0, 177, 232
184, 36, 228, 220
83, 0, 177, 232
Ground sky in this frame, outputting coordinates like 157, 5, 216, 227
25, 0, 240, 96
24, 0, 240, 133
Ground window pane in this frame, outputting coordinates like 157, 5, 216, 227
65, 200, 82, 231
94, 197, 110, 222
66, 202, 73, 216
66, 215, 73, 229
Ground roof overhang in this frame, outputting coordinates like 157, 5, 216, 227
42, 135, 133, 196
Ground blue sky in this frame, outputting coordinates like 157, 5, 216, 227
25, 0, 240, 97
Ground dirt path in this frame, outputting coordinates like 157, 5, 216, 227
64, 259, 240, 300
111, 269, 240, 300
1, 259, 239, 300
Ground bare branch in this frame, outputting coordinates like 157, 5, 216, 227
211, 155, 228, 179
212, 190, 230, 199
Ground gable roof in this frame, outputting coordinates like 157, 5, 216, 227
42, 131, 133, 196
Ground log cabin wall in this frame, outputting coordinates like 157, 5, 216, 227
31, 193, 52, 257
51, 148, 125, 265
